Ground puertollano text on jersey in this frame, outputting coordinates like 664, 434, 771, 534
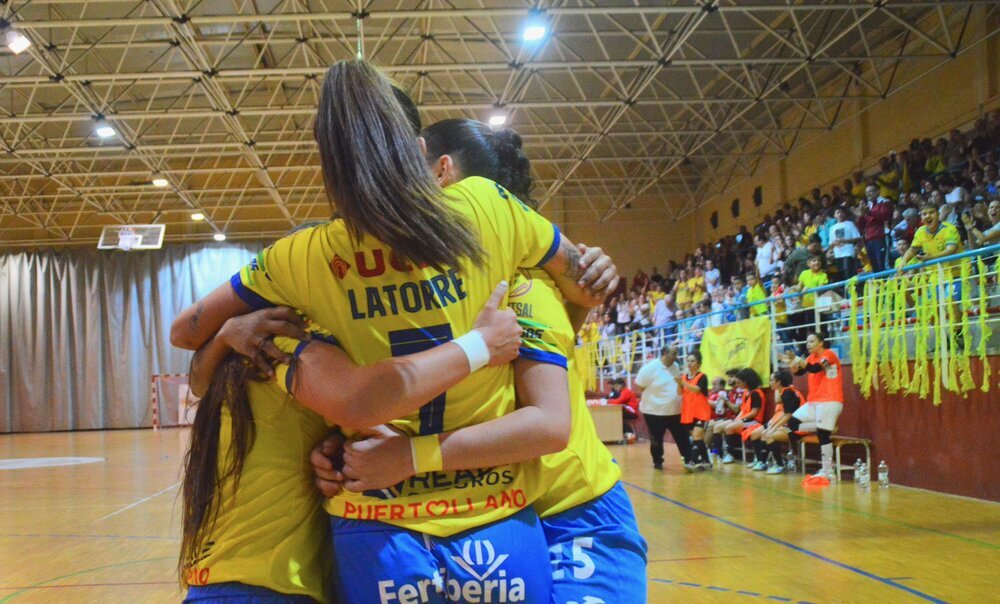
348, 268, 468, 319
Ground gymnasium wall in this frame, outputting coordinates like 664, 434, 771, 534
544, 194, 692, 279
0, 243, 264, 433
663, 14, 1000, 261
798, 360, 1000, 503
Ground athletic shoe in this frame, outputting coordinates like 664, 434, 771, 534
653, 462, 663, 470
767, 465, 786, 475
745, 460, 757, 468
752, 461, 767, 471
697, 462, 713, 471
682, 462, 698, 473
721, 453, 735, 464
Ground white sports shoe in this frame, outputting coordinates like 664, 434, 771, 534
751, 461, 767, 471
721, 453, 735, 464
766, 464, 786, 475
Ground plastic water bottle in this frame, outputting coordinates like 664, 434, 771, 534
854, 459, 863, 484
785, 450, 797, 471
878, 460, 890, 488
859, 463, 870, 490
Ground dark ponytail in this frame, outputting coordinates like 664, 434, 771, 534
179, 355, 260, 586
422, 118, 537, 208
314, 60, 484, 270
492, 128, 536, 207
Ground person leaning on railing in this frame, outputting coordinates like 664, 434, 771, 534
962, 199, 1000, 249
897, 203, 963, 274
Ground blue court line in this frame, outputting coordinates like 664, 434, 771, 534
628, 482, 946, 604
649, 578, 812, 602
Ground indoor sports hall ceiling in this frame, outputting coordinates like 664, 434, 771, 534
0, 0, 996, 247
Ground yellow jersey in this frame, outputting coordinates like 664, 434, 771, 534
745, 283, 768, 316
800, 224, 817, 246
579, 321, 600, 345
674, 282, 691, 308
233, 176, 559, 537
911, 222, 964, 278
184, 376, 330, 601
797, 269, 829, 308
687, 276, 706, 303
510, 270, 620, 517
911, 222, 963, 260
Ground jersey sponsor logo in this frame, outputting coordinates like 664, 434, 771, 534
509, 278, 533, 299
376, 538, 527, 603
339, 487, 528, 521
520, 325, 544, 341
354, 248, 422, 278
510, 302, 534, 319
330, 254, 351, 279
347, 269, 468, 319
364, 468, 515, 499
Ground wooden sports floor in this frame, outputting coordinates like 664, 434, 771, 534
1, 429, 996, 603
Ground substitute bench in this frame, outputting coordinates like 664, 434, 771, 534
798, 434, 872, 482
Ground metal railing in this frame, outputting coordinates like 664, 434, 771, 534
579, 243, 1000, 392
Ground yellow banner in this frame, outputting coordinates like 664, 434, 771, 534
699, 316, 772, 383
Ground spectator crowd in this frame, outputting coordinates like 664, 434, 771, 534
581, 111, 1000, 350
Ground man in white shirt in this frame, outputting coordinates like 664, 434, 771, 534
754, 234, 779, 279
704, 259, 721, 294
635, 347, 694, 470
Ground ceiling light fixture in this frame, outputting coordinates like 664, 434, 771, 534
95, 122, 116, 138
191, 212, 205, 221
6, 30, 31, 55
152, 178, 169, 187
522, 25, 546, 42
213, 233, 226, 242
488, 114, 507, 127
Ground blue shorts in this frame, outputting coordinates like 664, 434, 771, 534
184, 582, 316, 603
937, 279, 963, 303
541, 482, 647, 604
329, 506, 552, 603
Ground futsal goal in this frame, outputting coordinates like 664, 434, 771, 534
150, 373, 199, 430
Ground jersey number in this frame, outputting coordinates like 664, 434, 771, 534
388, 324, 452, 434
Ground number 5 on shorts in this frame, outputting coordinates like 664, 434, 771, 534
549, 537, 596, 581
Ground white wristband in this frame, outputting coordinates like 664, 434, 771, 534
453, 329, 491, 373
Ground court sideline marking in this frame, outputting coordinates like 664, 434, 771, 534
0, 557, 175, 603
712, 473, 998, 550
650, 578, 815, 603
92, 481, 180, 524
625, 482, 947, 604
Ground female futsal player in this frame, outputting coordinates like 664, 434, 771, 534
311, 118, 647, 603
179, 286, 523, 602
678, 351, 712, 469
754, 368, 804, 475
171, 60, 617, 603
783, 332, 844, 482
710, 368, 765, 464
747, 369, 803, 472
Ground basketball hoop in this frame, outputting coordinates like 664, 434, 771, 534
117, 228, 141, 251
98, 224, 165, 251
